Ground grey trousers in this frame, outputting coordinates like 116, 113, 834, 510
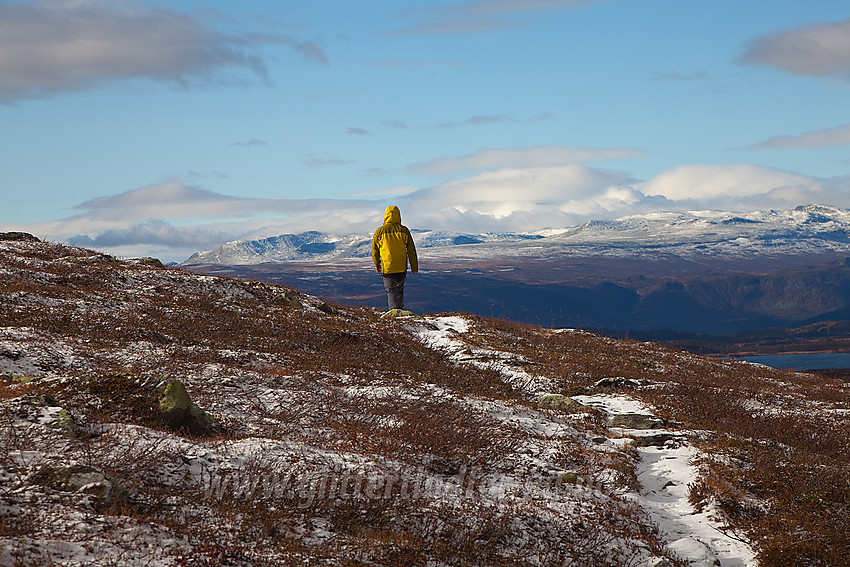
382, 271, 406, 310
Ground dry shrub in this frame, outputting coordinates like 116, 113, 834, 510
420, 498, 686, 567
48, 374, 162, 427
0, 507, 35, 538
0, 379, 36, 401
323, 390, 516, 471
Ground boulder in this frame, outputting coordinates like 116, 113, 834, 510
592, 377, 641, 390
133, 257, 166, 268
158, 379, 222, 436
609, 413, 667, 430
629, 433, 682, 447
23, 394, 74, 432
555, 472, 580, 484
538, 394, 586, 412
281, 291, 303, 309
380, 309, 420, 319
33, 464, 128, 510
0, 232, 40, 242
317, 302, 336, 314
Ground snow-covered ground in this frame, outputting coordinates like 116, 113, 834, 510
415, 315, 757, 567
8, 238, 842, 565
575, 395, 755, 567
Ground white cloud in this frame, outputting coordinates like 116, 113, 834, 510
406, 164, 633, 213
740, 18, 850, 79
397, 164, 643, 232
67, 219, 231, 250
10, 158, 850, 262
0, 0, 326, 102
638, 164, 816, 201
75, 182, 243, 221
407, 145, 646, 176
750, 122, 850, 150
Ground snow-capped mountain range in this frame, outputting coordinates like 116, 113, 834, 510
183, 205, 850, 266
182, 230, 545, 265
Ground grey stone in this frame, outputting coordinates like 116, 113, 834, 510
23, 394, 74, 432
593, 377, 641, 390
609, 413, 667, 430
158, 379, 222, 436
281, 291, 303, 308
539, 394, 586, 412
33, 464, 128, 510
0, 232, 40, 242
630, 433, 681, 447
380, 309, 420, 319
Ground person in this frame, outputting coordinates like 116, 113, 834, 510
372, 205, 418, 311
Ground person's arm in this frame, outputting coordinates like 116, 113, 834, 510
371, 230, 382, 272
406, 231, 418, 274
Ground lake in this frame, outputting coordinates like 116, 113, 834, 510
738, 352, 850, 370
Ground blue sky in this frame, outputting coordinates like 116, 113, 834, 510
2, 0, 850, 261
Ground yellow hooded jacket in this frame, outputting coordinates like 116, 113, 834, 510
372, 206, 418, 274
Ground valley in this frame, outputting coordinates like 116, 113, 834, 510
186, 251, 850, 359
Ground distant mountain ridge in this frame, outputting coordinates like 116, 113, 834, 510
181, 205, 850, 338
183, 205, 850, 266
183, 229, 543, 265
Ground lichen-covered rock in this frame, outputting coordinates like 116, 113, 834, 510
609, 413, 667, 430
449, 344, 474, 356
380, 309, 420, 319
159, 379, 191, 417
0, 231, 40, 242
158, 378, 222, 436
22, 394, 74, 432
281, 291, 303, 308
186, 402, 223, 435
132, 257, 166, 268
33, 464, 128, 510
629, 433, 684, 447
317, 302, 336, 314
538, 394, 586, 412
556, 472, 580, 484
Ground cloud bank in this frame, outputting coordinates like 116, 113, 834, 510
12, 143, 848, 262
740, 18, 850, 79
750, 122, 850, 150
406, 145, 646, 176
0, 0, 326, 102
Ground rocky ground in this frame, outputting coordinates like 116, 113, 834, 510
1, 235, 849, 566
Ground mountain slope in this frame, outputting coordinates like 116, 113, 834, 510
2, 236, 849, 566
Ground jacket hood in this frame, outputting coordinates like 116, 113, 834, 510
383, 205, 401, 225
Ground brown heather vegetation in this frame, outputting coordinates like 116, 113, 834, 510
458, 316, 850, 565
1, 237, 849, 565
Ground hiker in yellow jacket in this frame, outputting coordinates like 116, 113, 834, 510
372, 205, 418, 311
